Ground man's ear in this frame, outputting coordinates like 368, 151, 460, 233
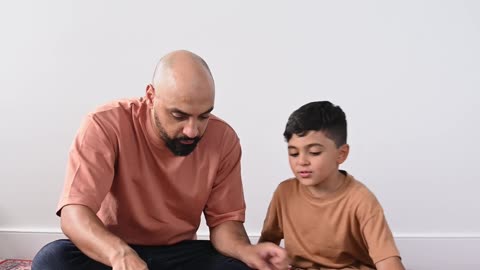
146, 84, 155, 105
337, 144, 350, 164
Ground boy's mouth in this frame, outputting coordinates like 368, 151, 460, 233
298, 171, 312, 178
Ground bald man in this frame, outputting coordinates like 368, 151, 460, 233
32, 50, 289, 270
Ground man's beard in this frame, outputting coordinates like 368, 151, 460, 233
154, 112, 201, 156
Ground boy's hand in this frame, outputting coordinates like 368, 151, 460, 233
240, 242, 290, 270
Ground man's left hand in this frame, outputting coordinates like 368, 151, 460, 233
240, 242, 290, 270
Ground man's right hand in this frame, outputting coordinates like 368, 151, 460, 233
61, 205, 148, 269
110, 249, 148, 270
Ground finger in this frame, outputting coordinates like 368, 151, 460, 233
251, 257, 274, 270
270, 253, 290, 269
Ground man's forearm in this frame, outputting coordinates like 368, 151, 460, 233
209, 220, 252, 260
210, 221, 291, 270
60, 204, 135, 266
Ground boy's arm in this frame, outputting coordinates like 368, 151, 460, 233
258, 233, 281, 245
376, 256, 405, 270
258, 188, 284, 245
356, 194, 402, 268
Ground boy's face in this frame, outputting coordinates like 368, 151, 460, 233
287, 131, 349, 193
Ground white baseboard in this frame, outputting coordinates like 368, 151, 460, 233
1, 230, 479, 270
394, 235, 480, 270
0, 229, 65, 260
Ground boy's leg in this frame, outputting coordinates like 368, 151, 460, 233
31, 239, 111, 270
319, 265, 375, 270
144, 240, 251, 270
342, 264, 376, 270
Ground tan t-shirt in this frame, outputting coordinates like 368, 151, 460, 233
57, 97, 246, 245
260, 172, 400, 269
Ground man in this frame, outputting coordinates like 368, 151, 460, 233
32, 50, 289, 270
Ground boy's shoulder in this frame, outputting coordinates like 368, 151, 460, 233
347, 174, 384, 214
278, 177, 297, 186
270, 178, 304, 200
348, 175, 375, 198
272, 173, 384, 211
276, 177, 299, 192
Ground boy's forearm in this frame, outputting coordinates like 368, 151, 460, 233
376, 256, 405, 270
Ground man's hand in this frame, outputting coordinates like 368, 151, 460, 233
61, 205, 148, 269
209, 221, 290, 269
240, 242, 290, 270
110, 249, 148, 270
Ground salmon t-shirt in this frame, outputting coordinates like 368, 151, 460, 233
57, 97, 246, 245
260, 172, 400, 269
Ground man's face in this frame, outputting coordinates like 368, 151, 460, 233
153, 109, 205, 156
148, 82, 214, 156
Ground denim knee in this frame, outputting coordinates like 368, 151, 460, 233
31, 239, 73, 270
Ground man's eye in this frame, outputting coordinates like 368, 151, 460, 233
172, 113, 187, 120
199, 114, 210, 120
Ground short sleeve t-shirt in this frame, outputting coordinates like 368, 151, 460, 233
260, 172, 400, 269
57, 97, 246, 245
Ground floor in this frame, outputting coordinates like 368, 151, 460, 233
0, 259, 32, 270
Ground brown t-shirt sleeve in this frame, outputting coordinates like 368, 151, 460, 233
259, 186, 284, 245
204, 127, 246, 227
359, 196, 401, 264
56, 115, 116, 216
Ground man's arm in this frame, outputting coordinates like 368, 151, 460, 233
210, 220, 289, 270
376, 256, 405, 270
60, 204, 148, 270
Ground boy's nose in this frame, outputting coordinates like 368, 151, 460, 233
298, 154, 310, 165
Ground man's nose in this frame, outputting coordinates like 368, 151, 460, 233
183, 119, 199, 138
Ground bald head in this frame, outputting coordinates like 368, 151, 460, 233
147, 50, 216, 155
152, 50, 214, 94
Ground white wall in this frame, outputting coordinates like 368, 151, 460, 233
1, 1, 479, 269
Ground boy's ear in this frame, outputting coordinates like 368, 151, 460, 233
337, 144, 350, 164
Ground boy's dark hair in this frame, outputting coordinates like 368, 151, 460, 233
283, 101, 347, 147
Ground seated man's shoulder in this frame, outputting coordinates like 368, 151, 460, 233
90, 97, 144, 118
204, 115, 240, 141
79, 98, 144, 132
206, 115, 234, 131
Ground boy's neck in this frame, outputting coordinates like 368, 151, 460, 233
307, 170, 346, 199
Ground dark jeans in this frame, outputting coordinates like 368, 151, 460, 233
32, 239, 251, 270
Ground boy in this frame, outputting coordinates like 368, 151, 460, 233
259, 101, 405, 270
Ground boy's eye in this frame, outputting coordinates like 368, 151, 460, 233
310, 152, 322, 156
288, 153, 299, 157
